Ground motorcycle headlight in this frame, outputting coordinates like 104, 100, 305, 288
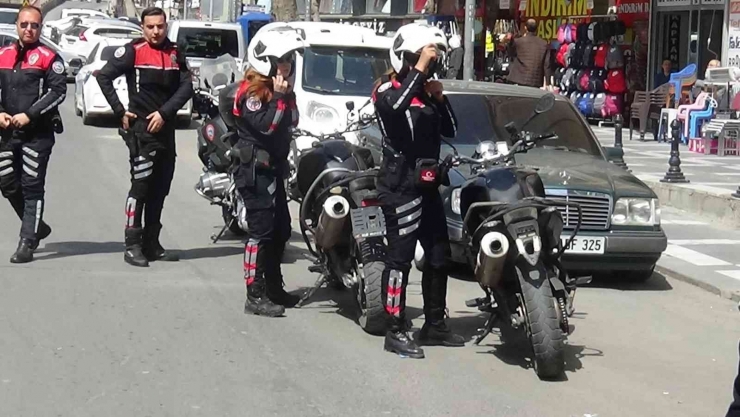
306, 101, 339, 127
451, 188, 461, 215
475, 140, 498, 161
611, 198, 660, 226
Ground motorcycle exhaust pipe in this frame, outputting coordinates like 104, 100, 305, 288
475, 231, 509, 288
314, 195, 350, 250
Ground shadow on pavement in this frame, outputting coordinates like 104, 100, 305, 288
447, 312, 603, 381
178, 245, 244, 260
34, 241, 122, 260
587, 271, 673, 292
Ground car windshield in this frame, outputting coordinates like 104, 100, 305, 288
176, 28, 239, 59
444, 93, 603, 156
302, 46, 391, 96
0, 12, 15, 25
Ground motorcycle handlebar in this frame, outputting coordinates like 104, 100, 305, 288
450, 132, 558, 167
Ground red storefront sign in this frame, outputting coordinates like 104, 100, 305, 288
616, 0, 650, 27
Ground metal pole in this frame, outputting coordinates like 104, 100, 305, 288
304, 0, 310, 21
660, 119, 689, 183
183, 0, 187, 19
209, 0, 214, 21
462, 0, 474, 80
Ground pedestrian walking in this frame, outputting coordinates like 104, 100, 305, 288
0, 6, 66, 263
445, 34, 463, 80
97, 7, 193, 267
372, 22, 465, 359
506, 19, 551, 88
234, 26, 305, 317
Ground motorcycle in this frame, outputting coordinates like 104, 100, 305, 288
286, 99, 375, 203
192, 55, 246, 242
448, 93, 591, 379
294, 114, 388, 335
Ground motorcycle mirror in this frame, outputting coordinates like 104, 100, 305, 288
345, 101, 355, 112
535, 93, 555, 114
504, 121, 518, 137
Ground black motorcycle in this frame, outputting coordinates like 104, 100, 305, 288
449, 94, 590, 379
294, 118, 388, 335
192, 56, 245, 242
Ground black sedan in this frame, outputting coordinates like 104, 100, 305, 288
357, 81, 667, 281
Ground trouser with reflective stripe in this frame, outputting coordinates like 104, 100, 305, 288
0, 135, 53, 240
237, 166, 291, 294
378, 183, 451, 327
124, 128, 176, 231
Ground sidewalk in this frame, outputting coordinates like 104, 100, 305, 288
592, 126, 740, 301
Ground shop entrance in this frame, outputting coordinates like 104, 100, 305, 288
651, 6, 724, 89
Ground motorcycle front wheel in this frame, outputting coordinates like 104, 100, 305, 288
516, 263, 565, 380
222, 206, 247, 236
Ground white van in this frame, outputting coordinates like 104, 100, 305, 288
260, 22, 392, 137
61, 8, 108, 19
167, 20, 246, 85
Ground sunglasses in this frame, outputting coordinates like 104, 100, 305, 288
19, 22, 40, 30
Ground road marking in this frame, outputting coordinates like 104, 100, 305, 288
669, 239, 740, 245
718, 270, 740, 281
661, 219, 708, 225
664, 244, 732, 266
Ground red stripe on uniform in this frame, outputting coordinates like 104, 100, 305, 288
387, 286, 403, 297
276, 99, 286, 111
245, 277, 255, 286
385, 305, 401, 315
245, 245, 258, 254
243, 262, 257, 270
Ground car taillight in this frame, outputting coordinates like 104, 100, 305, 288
79, 30, 87, 41
92, 70, 100, 77
361, 198, 380, 207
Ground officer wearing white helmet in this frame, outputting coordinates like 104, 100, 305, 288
232, 25, 305, 317
372, 22, 463, 358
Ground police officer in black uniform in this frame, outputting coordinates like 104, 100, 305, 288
372, 23, 465, 358
97, 7, 193, 267
233, 26, 305, 317
0, 6, 66, 263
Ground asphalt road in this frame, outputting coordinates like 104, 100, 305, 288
1, 6, 739, 414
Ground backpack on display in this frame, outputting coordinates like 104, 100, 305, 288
594, 44, 608, 68
557, 24, 566, 44
557, 43, 569, 66
615, 20, 626, 36
585, 93, 596, 116
570, 91, 580, 103
602, 94, 621, 117
605, 43, 625, 70
564, 24, 573, 43
588, 22, 596, 42
577, 23, 589, 41
593, 93, 606, 115
605, 69, 627, 93
554, 67, 566, 86
578, 70, 591, 92
588, 70, 605, 92
563, 68, 576, 91
566, 43, 576, 66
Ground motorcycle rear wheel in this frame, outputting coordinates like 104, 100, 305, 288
517, 264, 565, 380
356, 260, 386, 335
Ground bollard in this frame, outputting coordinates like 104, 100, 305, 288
660, 119, 689, 183
612, 114, 629, 170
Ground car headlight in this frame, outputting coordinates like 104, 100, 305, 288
306, 101, 339, 126
451, 188, 461, 215
611, 198, 660, 226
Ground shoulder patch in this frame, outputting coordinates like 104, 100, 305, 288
52, 61, 65, 74
114, 47, 126, 58
377, 81, 392, 93
170, 52, 178, 64
246, 96, 262, 111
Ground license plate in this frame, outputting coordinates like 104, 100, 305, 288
560, 235, 605, 254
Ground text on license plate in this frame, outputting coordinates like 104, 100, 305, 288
560, 236, 605, 254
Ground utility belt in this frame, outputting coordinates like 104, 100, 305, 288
381, 145, 449, 190
235, 142, 274, 187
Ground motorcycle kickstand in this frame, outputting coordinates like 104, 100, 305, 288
296, 274, 327, 308
474, 312, 498, 345
211, 219, 233, 243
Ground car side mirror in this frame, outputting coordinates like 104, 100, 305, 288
603, 146, 624, 162
69, 58, 83, 68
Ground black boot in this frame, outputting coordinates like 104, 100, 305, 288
244, 280, 285, 317
29, 222, 51, 251
384, 318, 425, 359
419, 319, 465, 347
266, 278, 300, 308
10, 238, 35, 264
124, 228, 149, 267
143, 224, 179, 262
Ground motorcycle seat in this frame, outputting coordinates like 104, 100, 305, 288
349, 175, 376, 193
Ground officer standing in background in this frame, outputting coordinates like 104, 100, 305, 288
97, 7, 193, 267
0, 6, 66, 263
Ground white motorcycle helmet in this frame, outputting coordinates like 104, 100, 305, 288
247, 25, 307, 77
389, 22, 448, 73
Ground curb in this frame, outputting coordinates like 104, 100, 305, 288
655, 264, 740, 303
643, 179, 740, 229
